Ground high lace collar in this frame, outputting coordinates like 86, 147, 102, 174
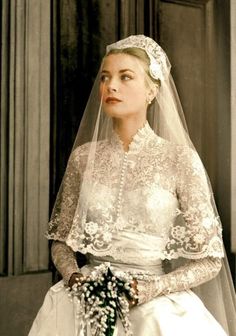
110, 121, 155, 154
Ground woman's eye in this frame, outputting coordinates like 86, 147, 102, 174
121, 74, 132, 81
100, 75, 109, 82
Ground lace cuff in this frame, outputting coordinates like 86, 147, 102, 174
137, 257, 222, 305
51, 241, 80, 285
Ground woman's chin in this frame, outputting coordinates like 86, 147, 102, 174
104, 110, 146, 122
104, 108, 128, 118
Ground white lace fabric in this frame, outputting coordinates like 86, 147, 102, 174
46, 122, 224, 262
51, 241, 80, 284
47, 121, 227, 318
50, 239, 222, 305
136, 257, 222, 305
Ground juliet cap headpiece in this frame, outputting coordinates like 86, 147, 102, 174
106, 35, 171, 81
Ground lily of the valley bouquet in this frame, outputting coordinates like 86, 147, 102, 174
68, 262, 137, 336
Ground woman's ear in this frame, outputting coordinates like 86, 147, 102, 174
147, 84, 158, 103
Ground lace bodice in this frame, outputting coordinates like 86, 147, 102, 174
47, 122, 223, 263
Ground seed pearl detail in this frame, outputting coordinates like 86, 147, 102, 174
114, 152, 129, 229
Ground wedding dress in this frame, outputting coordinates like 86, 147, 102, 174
29, 122, 229, 336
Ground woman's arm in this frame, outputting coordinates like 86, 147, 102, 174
137, 256, 222, 305
136, 145, 224, 305
166, 146, 224, 258
51, 240, 81, 285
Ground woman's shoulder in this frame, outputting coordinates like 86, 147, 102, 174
70, 140, 109, 159
153, 135, 199, 163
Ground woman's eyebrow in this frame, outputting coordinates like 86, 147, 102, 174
119, 69, 135, 73
100, 69, 135, 74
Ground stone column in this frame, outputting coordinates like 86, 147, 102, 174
231, 0, 236, 254
0, 0, 50, 277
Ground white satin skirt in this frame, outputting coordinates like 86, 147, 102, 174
28, 260, 227, 336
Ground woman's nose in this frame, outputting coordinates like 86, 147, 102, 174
108, 86, 117, 92
107, 79, 118, 92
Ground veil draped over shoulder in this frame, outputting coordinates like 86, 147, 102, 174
46, 35, 236, 334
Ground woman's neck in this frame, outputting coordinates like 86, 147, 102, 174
113, 117, 147, 151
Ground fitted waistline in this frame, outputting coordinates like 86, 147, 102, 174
87, 255, 164, 276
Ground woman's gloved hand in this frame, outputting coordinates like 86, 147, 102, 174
68, 272, 86, 288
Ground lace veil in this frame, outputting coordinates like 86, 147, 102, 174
46, 35, 235, 333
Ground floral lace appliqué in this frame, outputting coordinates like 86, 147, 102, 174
46, 123, 224, 262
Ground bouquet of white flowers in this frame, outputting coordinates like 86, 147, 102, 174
68, 263, 137, 336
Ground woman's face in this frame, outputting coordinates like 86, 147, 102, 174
99, 53, 151, 119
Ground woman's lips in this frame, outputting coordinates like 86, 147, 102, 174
105, 97, 122, 103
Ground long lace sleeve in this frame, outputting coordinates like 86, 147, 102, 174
46, 148, 81, 241
51, 241, 80, 284
137, 257, 222, 305
165, 146, 224, 259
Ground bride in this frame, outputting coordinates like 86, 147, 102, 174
29, 35, 236, 335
